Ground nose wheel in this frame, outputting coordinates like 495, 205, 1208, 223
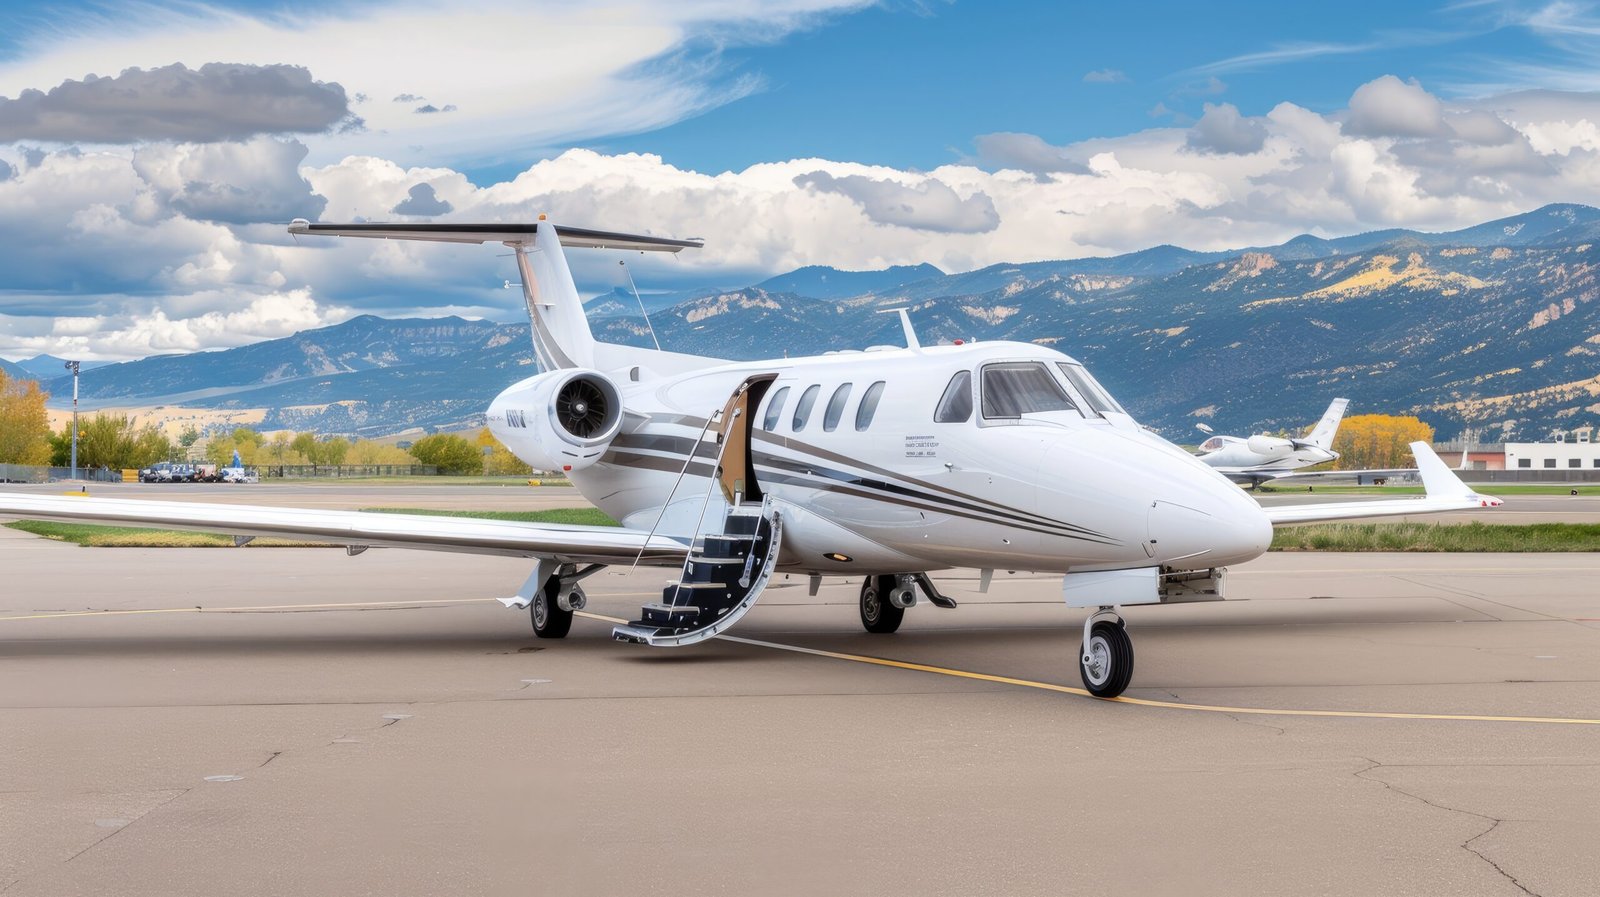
1079, 608, 1133, 698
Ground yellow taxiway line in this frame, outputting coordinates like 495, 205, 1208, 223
575, 611, 1600, 726
2, 600, 1594, 726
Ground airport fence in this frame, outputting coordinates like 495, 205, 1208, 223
260, 464, 441, 478
0, 464, 124, 484
1460, 469, 1600, 484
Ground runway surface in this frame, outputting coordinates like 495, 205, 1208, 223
2, 521, 1598, 895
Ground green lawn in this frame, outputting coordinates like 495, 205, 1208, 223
1271, 521, 1600, 552
1259, 483, 1600, 496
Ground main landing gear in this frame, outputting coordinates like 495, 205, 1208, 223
529, 565, 593, 639
1079, 607, 1133, 698
859, 573, 958, 634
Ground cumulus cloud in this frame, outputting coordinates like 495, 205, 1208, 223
6, 74, 1600, 360
793, 171, 1001, 233
1083, 69, 1127, 83
414, 104, 457, 114
0, 158, 11, 181
972, 132, 1090, 175
391, 182, 452, 215
393, 93, 424, 103
1343, 75, 1449, 138
1185, 102, 1268, 155
131, 137, 326, 224
0, 63, 356, 143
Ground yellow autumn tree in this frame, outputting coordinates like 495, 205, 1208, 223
1330, 414, 1434, 470
0, 370, 53, 465
477, 427, 532, 476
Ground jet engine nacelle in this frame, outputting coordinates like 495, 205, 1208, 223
489, 369, 624, 472
1245, 434, 1297, 460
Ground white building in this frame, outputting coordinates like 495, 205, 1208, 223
1504, 430, 1600, 472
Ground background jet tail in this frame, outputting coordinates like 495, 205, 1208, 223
1304, 397, 1349, 449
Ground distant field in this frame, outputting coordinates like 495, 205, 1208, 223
1259, 483, 1600, 496
1270, 521, 1600, 552
3, 507, 615, 547
273, 476, 574, 487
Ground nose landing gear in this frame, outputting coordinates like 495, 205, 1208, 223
1079, 607, 1133, 698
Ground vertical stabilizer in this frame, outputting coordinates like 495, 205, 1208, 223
516, 225, 595, 371
1305, 398, 1349, 449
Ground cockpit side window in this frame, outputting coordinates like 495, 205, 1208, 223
981, 363, 1077, 419
792, 384, 822, 431
762, 386, 790, 431
933, 371, 973, 423
1057, 363, 1125, 415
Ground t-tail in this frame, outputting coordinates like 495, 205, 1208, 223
287, 218, 716, 374
1304, 397, 1349, 450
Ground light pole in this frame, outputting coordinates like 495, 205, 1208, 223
64, 360, 80, 479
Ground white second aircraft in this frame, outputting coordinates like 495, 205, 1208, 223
1195, 398, 1349, 486
0, 221, 1503, 698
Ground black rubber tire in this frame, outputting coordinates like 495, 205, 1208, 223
860, 575, 904, 634
1079, 619, 1134, 698
531, 579, 574, 639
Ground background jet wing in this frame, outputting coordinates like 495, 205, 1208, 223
1263, 443, 1502, 525
1264, 467, 1422, 486
0, 494, 689, 566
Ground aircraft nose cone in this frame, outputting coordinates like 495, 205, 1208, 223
1141, 447, 1274, 568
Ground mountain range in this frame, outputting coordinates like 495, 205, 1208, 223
20, 202, 1600, 441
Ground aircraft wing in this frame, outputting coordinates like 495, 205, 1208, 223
1263, 443, 1502, 525
0, 493, 690, 566
1264, 467, 1421, 486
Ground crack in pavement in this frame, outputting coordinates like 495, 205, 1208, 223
1354, 757, 1539, 896
0, 788, 189, 896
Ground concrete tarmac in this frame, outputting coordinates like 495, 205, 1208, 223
2, 526, 1599, 896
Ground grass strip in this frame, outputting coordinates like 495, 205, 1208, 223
1259, 484, 1600, 496
357, 507, 618, 526
1271, 521, 1600, 552
3, 507, 616, 547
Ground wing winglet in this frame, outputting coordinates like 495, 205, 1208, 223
1263, 443, 1501, 525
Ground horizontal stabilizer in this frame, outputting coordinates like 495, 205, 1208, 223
287, 220, 702, 252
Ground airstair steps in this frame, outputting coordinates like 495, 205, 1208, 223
613, 502, 781, 647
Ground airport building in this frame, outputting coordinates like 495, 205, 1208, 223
1433, 426, 1600, 480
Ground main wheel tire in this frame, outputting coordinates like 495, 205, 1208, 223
1079, 619, 1134, 698
531, 579, 574, 639
860, 575, 904, 634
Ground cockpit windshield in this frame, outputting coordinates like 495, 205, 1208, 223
1199, 436, 1226, 453
1056, 363, 1125, 415
981, 363, 1079, 418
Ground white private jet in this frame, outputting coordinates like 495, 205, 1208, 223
0, 221, 1503, 698
1195, 398, 1349, 487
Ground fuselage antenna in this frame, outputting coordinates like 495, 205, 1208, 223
619, 259, 662, 351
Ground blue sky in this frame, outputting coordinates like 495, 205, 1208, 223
1, 0, 1599, 359
558, 1, 1573, 176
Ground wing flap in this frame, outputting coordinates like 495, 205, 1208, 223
0, 494, 689, 566
1264, 442, 1501, 525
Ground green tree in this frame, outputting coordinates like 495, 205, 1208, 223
0, 370, 53, 464
408, 433, 484, 475
71, 412, 172, 469
317, 437, 350, 466
177, 425, 201, 450
291, 431, 318, 461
